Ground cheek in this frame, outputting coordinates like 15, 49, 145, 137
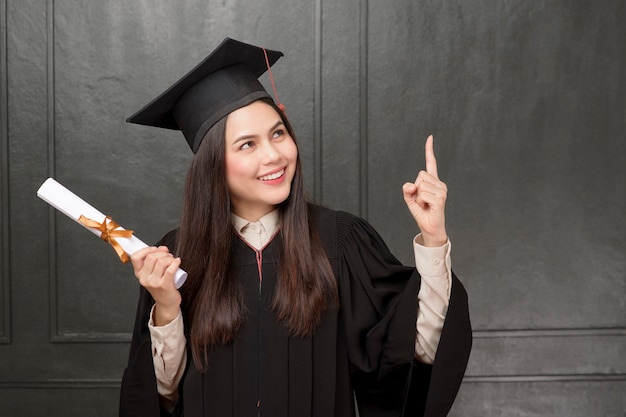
224, 155, 249, 188
285, 139, 299, 164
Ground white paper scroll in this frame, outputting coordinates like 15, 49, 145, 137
36, 177, 187, 289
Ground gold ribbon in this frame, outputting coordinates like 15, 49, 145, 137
78, 215, 134, 263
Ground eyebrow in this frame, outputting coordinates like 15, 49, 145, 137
232, 120, 284, 145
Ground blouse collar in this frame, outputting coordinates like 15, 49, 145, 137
231, 209, 280, 249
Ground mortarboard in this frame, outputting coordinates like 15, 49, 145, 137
126, 37, 284, 153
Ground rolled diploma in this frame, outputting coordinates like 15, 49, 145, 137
36, 177, 187, 289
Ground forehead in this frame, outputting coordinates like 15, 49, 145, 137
225, 101, 281, 135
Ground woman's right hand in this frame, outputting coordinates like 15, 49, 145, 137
130, 246, 182, 326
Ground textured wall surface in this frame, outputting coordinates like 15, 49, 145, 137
0, 1, 624, 416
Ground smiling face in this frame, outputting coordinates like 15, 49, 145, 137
224, 100, 298, 221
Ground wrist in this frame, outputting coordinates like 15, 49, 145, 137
417, 233, 448, 248
153, 303, 181, 327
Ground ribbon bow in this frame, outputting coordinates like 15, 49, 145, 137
78, 215, 134, 263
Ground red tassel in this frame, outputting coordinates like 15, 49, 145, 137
262, 47, 285, 113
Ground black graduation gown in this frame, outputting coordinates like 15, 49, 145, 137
119, 205, 472, 417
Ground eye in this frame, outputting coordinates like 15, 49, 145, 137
239, 141, 255, 150
272, 129, 284, 139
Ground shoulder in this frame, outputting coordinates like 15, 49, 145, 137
307, 204, 377, 250
307, 204, 363, 231
308, 203, 363, 226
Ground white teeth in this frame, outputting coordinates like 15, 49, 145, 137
259, 169, 284, 181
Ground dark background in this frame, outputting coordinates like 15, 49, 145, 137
1, 1, 624, 416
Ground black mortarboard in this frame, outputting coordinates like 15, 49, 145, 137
126, 37, 284, 153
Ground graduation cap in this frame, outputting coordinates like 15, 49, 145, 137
126, 37, 284, 153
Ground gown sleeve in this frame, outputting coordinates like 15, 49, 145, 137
119, 230, 183, 417
335, 211, 471, 417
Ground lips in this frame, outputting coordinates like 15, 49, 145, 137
258, 168, 285, 181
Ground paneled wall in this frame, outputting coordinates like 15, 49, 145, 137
1, 1, 624, 416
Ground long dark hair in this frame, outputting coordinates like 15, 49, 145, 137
176, 99, 337, 370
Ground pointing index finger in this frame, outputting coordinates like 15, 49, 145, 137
425, 135, 439, 179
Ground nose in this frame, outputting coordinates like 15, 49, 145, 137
260, 141, 281, 164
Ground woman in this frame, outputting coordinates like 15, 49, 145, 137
120, 38, 471, 417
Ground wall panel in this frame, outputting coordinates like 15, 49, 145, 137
0, 383, 119, 416
450, 380, 626, 417
363, 1, 625, 416
319, 0, 363, 214
469, 329, 626, 377
0, 0, 10, 344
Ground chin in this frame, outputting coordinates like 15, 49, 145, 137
268, 191, 291, 206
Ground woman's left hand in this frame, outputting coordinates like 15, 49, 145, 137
402, 135, 448, 247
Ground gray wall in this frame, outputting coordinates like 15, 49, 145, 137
1, 1, 624, 416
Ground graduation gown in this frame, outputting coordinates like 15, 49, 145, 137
119, 205, 472, 417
